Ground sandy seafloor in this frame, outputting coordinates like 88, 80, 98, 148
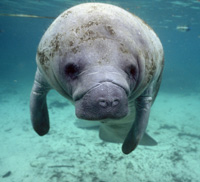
0, 80, 200, 182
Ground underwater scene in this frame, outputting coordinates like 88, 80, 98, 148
0, 0, 200, 181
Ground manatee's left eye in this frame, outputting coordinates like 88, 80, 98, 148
65, 63, 80, 80
130, 66, 136, 78
126, 65, 137, 81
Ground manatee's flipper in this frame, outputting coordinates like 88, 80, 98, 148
122, 86, 153, 154
30, 69, 51, 136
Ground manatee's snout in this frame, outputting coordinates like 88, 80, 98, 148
75, 82, 128, 120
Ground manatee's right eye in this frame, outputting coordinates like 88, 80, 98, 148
65, 63, 80, 80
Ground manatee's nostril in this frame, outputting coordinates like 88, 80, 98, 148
112, 99, 119, 107
98, 98, 120, 108
99, 100, 108, 107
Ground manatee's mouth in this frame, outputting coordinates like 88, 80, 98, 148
73, 78, 130, 102
74, 81, 129, 120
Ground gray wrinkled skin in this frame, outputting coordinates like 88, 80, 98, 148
30, 3, 164, 154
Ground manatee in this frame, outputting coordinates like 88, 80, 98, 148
30, 3, 164, 154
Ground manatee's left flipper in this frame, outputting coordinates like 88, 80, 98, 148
122, 86, 153, 154
30, 69, 51, 136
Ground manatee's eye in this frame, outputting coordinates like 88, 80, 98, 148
65, 63, 80, 79
130, 66, 136, 78
126, 65, 137, 80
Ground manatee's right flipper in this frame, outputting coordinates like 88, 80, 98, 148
30, 69, 51, 136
